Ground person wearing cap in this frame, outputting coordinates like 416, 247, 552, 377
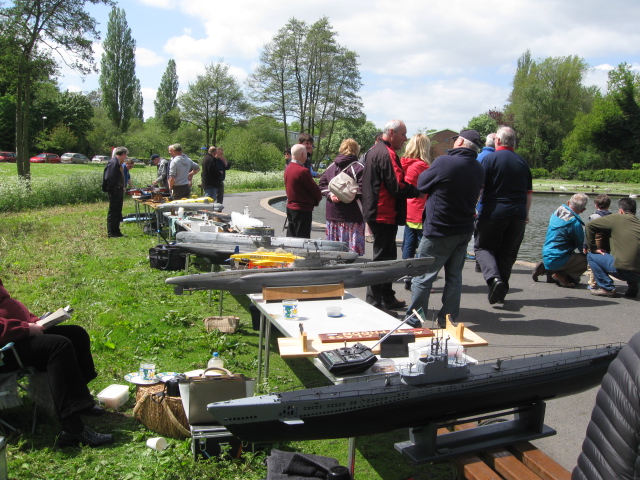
405, 129, 484, 327
361, 119, 419, 318
474, 126, 532, 304
151, 154, 169, 188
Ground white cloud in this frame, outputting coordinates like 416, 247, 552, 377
136, 47, 164, 67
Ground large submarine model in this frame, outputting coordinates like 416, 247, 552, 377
166, 257, 433, 295
206, 338, 621, 443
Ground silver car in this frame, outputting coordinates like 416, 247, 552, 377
91, 155, 109, 164
61, 153, 89, 164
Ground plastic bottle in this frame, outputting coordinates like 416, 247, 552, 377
207, 352, 224, 369
243, 205, 251, 216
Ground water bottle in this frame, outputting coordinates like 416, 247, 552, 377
207, 352, 224, 369
243, 205, 251, 216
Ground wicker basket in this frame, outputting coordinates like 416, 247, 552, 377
204, 316, 240, 333
133, 383, 190, 439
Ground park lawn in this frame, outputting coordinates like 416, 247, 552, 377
0, 200, 452, 480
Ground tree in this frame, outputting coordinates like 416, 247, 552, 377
0, 0, 111, 178
132, 78, 143, 121
465, 113, 499, 139
505, 50, 595, 169
99, 6, 138, 132
155, 59, 180, 130
36, 123, 77, 152
248, 17, 363, 156
179, 61, 245, 146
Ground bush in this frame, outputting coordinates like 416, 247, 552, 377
575, 169, 640, 183
530, 168, 550, 179
220, 128, 283, 172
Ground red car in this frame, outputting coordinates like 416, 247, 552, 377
0, 152, 16, 162
30, 153, 61, 163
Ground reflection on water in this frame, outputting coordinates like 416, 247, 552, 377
271, 194, 587, 263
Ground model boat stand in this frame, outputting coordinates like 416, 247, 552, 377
394, 401, 556, 464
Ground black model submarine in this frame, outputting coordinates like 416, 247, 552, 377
206, 338, 622, 443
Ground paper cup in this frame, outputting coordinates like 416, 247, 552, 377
282, 299, 298, 320
139, 362, 156, 381
146, 437, 168, 451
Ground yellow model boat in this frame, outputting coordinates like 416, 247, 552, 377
166, 196, 214, 204
230, 248, 303, 268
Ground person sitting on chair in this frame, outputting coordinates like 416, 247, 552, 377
0, 279, 113, 447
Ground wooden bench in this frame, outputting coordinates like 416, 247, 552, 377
447, 423, 571, 480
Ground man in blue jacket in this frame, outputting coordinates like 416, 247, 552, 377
405, 130, 484, 327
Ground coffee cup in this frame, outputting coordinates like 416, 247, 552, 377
139, 362, 156, 381
282, 299, 298, 320
146, 437, 168, 451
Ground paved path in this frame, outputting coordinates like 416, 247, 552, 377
222, 190, 639, 471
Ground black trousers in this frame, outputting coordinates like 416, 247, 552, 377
286, 209, 313, 239
0, 325, 96, 419
366, 221, 398, 307
107, 189, 124, 237
474, 217, 527, 288
217, 182, 225, 204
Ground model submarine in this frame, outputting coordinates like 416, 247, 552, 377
166, 257, 433, 295
206, 337, 622, 443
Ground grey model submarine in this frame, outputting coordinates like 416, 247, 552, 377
176, 231, 350, 252
205, 338, 622, 443
166, 257, 433, 295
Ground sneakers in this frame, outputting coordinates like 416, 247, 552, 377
591, 288, 617, 298
625, 282, 639, 298
59, 427, 114, 448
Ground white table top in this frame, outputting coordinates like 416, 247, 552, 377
248, 292, 403, 339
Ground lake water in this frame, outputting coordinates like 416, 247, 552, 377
271, 194, 588, 263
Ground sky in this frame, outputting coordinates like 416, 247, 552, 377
57, 0, 640, 135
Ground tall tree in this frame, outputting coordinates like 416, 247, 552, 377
132, 77, 143, 121
506, 50, 595, 169
0, 0, 111, 178
178, 61, 245, 146
248, 17, 363, 160
99, 6, 138, 132
154, 59, 180, 130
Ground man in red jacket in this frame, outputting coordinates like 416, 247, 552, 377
362, 120, 419, 317
284, 144, 322, 238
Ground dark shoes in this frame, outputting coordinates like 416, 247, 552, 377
488, 278, 507, 305
475, 262, 482, 273
591, 288, 617, 298
626, 282, 639, 298
383, 299, 406, 310
531, 262, 546, 282
108, 233, 126, 238
404, 315, 422, 328
404, 279, 412, 291
59, 427, 114, 448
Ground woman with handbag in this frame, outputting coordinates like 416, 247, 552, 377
319, 139, 366, 255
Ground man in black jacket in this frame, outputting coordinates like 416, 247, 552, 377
101, 146, 128, 238
201, 146, 221, 201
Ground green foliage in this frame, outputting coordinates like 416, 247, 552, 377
220, 127, 283, 172
36, 124, 78, 152
324, 118, 378, 160
632, 164, 640, 170
575, 169, 640, 183
124, 118, 172, 159
506, 50, 595, 170
530, 168, 550, 179
155, 59, 180, 130
86, 107, 125, 157
0, 93, 16, 150
179, 61, 246, 146
100, 7, 138, 132
465, 113, 498, 139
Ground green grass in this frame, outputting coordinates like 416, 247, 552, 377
0, 200, 452, 480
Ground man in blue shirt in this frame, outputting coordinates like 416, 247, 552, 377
476, 133, 496, 162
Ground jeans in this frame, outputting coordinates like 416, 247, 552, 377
402, 226, 422, 259
587, 252, 640, 290
407, 232, 471, 322
204, 187, 219, 202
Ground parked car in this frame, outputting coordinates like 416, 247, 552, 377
129, 157, 144, 164
29, 153, 61, 163
60, 153, 89, 164
0, 152, 16, 162
91, 155, 109, 164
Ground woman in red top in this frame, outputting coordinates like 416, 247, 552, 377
401, 134, 431, 289
0, 279, 113, 447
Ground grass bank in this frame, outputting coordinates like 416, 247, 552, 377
0, 200, 451, 480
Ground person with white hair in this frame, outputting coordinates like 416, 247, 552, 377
476, 132, 496, 163
361, 119, 419, 317
474, 126, 532, 304
284, 143, 322, 238
534, 192, 589, 288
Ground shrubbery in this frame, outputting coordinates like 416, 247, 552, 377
530, 168, 550, 179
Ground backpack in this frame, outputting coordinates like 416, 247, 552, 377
328, 161, 359, 203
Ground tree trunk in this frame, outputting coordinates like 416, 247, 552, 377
15, 78, 31, 181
